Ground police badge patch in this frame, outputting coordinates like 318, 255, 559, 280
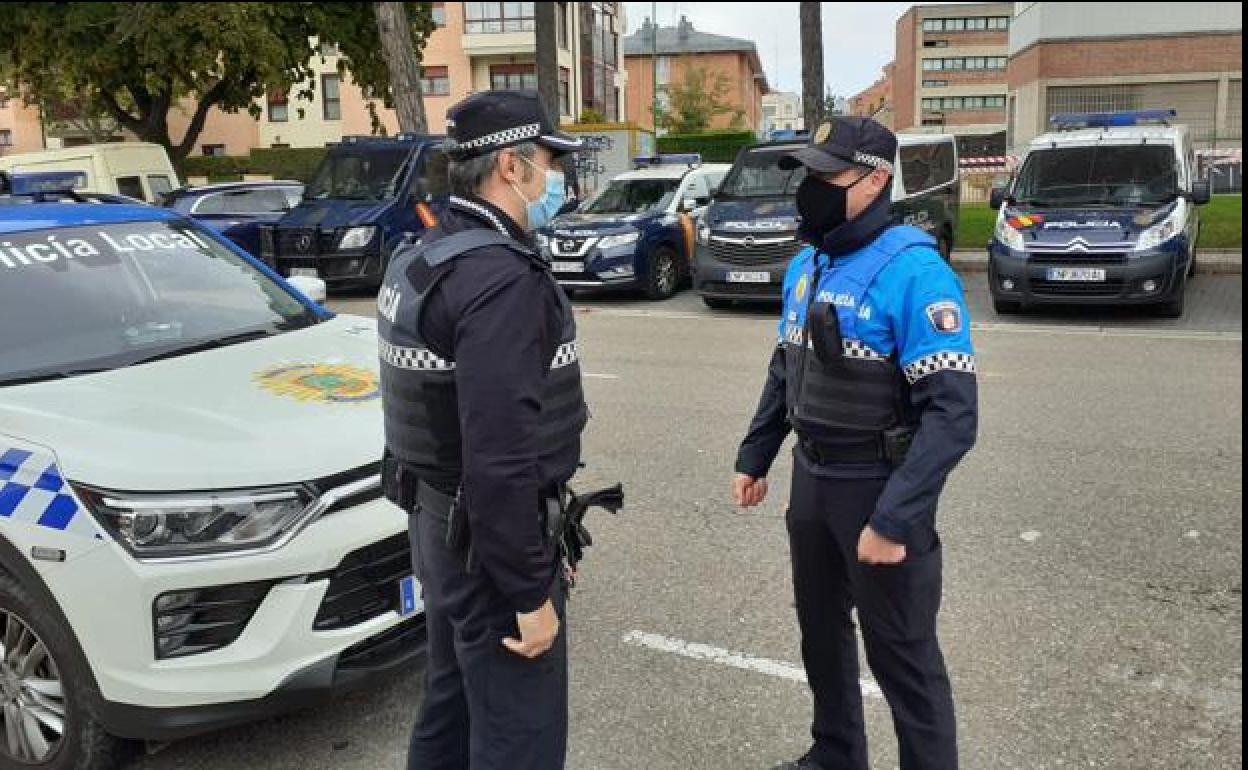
925, 301, 963, 334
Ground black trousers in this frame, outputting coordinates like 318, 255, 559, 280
787, 458, 957, 770
405, 506, 567, 770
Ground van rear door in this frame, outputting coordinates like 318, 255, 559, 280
895, 138, 960, 255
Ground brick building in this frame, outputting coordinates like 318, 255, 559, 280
894, 3, 1013, 156
763, 92, 803, 134
623, 16, 769, 134
850, 63, 895, 129
1007, 2, 1242, 152
0, 88, 45, 157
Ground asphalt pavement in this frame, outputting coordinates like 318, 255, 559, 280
133, 272, 1242, 770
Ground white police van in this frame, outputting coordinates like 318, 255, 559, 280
0, 172, 420, 768
989, 109, 1210, 317
537, 154, 730, 300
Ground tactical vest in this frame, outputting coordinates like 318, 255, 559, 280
780, 226, 936, 459
377, 229, 587, 485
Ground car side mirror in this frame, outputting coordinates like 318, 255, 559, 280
695, 196, 711, 206
1189, 179, 1211, 206
989, 186, 1008, 211
287, 274, 328, 304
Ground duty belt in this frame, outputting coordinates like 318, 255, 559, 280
799, 426, 915, 467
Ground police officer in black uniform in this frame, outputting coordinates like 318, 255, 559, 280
378, 90, 587, 770
732, 117, 978, 770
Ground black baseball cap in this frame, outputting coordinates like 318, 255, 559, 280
779, 116, 897, 175
444, 90, 582, 158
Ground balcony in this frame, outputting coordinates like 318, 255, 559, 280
461, 30, 535, 57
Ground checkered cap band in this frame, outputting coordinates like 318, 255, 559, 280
380, 340, 456, 371
551, 341, 579, 369
904, 351, 976, 384
853, 151, 894, 173
457, 122, 542, 151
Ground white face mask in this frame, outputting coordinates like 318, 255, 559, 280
510, 155, 567, 231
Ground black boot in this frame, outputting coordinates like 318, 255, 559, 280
771, 752, 823, 770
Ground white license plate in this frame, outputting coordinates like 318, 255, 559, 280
290, 267, 319, 279
551, 261, 582, 274
1046, 267, 1107, 282
398, 575, 423, 617
727, 271, 771, 284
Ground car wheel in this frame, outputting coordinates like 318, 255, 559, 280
992, 297, 1022, 315
645, 247, 681, 301
0, 573, 137, 770
702, 296, 733, 310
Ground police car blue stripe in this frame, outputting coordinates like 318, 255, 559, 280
34, 466, 64, 493
0, 484, 30, 517
0, 449, 32, 482
37, 495, 78, 531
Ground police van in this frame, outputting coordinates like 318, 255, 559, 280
988, 109, 1209, 317
0, 143, 180, 204
694, 134, 959, 307
260, 134, 450, 291
537, 154, 730, 300
0, 172, 420, 768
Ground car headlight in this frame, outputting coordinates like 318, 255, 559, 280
1134, 200, 1186, 252
338, 226, 377, 251
597, 232, 641, 250
994, 215, 1026, 251
79, 485, 314, 558
697, 222, 711, 245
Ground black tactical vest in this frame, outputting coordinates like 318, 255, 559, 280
377, 229, 587, 485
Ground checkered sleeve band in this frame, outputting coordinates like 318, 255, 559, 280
853, 152, 894, 173
904, 351, 977, 384
457, 123, 543, 151
841, 339, 886, 361
379, 339, 456, 371
551, 341, 579, 369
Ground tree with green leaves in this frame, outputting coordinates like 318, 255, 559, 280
653, 66, 742, 135
0, 3, 436, 164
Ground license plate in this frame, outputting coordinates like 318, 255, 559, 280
290, 267, 319, 279
398, 575, 423, 617
1046, 267, 1107, 282
551, 261, 582, 274
727, 271, 771, 284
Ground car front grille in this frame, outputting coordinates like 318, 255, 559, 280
1028, 251, 1129, 266
312, 533, 411, 631
708, 236, 800, 266
272, 227, 339, 257
1032, 280, 1128, 297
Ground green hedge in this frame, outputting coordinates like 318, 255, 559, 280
657, 131, 757, 164
180, 147, 327, 184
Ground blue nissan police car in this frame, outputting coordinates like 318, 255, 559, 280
989, 109, 1210, 318
538, 154, 729, 300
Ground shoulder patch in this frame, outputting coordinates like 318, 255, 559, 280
925, 301, 963, 334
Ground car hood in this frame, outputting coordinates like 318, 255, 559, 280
0, 316, 385, 491
276, 199, 392, 229
1006, 204, 1173, 248
704, 198, 798, 231
545, 210, 656, 235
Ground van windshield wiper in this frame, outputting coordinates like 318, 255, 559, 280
124, 327, 279, 368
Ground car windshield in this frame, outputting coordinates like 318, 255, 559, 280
1013, 145, 1179, 206
583, 178, 680, 214
304, 146, 411, 201
718, 146, 806, 198
0, 219, 318, 386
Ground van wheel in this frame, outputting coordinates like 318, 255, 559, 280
993, 297, 1022, 315
645, 247, 681, 300
0, 573, 137, 770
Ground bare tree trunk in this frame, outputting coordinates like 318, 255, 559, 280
800, 2, 824, 131
535, 2, 561, 122
374, 2, 428, 134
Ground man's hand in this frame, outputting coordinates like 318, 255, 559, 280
732, 473, 769, 507
502, 598, 560, 658
858, 526, 907, 565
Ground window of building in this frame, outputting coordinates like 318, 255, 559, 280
115, 176, 145, 201
270, 142, 291, 149
559, 67, 572, 116
922, 118, 945, 127
0, 93, 9, 109
922, 80, 949, 88
267, 89, 289, 122
201, 144, 226, 157
322, 74, 342, 120
557, 2, 570, 49
319, 42, 340, 57
490, 64, 537, 91
923, 40, 950, 48
656, 56, 672, 86
579, 3, 619, 122
465, 2, 535, 33
923, 16, 1010, 32
922, 95, 1005, 111
431, 2, 446, 27
421, 66, 451, 96
0, 130, 12, 147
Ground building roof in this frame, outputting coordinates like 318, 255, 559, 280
624, 16, 770, 92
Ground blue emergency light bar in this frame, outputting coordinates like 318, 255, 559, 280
1049, 108, 1177, 129
633, 153, 702, 168
0, 171, 88, 196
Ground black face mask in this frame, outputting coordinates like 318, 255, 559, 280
796, 171, 872, 244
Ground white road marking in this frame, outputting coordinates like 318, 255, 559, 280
622, 630, 883, 698
584, 372, 619, 380
1185, 530, 1202, 540
1020, 530, 1043, 543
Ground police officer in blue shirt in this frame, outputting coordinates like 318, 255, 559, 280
378, 90, 587, 770
732, 117, 978, 770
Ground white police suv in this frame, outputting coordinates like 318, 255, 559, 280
0, 173, 421, 768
